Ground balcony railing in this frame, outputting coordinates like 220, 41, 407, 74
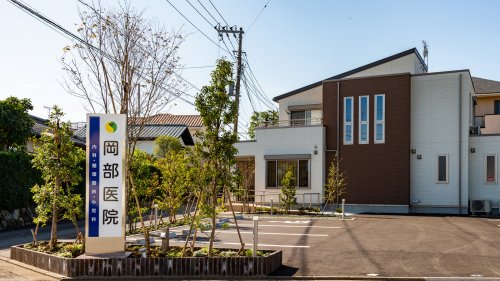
257, 118, 323, 129
472, 115, 500, 135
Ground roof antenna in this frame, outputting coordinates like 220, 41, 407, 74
422, 40, 429, 72
43, 106, 52, 118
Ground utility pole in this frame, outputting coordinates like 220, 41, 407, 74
216, 25, 244, 137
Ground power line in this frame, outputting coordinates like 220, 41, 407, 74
196, 0, 220, 25
165, 0, 230, 56
243, 73, 273, 111
186, 0, 216, 28
242, 67, 275, 110
208, 0, 229, 26
8, 0, 196, 107
242, 55, 276, 110
247, 0, 271, 32
181, 65, 216, 69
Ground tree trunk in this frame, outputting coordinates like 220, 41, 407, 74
49, 180, 59, 251
73, 213, 80, 237
182, 195, 200, 257
190, 218, 199, 253
31, 223, 39, 246
129, 174, 148, 253
225, 188, 245, 254
208, 181, 217, 256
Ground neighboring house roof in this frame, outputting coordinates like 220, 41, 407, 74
144, 114, 204, 127
30, 115, 49, 137
472, 77, 500, 94
273, 48, 427, 102
30, 115, 86, 147
73, 124, 195, 146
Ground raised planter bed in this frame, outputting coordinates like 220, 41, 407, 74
11, 245, 282, 277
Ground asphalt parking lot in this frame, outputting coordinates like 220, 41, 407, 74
133, 214, 500, 278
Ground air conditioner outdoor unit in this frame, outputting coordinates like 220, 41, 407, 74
470, 200, 491, 213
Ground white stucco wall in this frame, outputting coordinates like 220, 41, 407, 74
469, 136, 500, 209
345, 53, 424, 79
277, 85, 323, 122
235, 125, 325, 204
410, 71, 473, 213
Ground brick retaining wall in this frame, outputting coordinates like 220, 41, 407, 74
11, 245, 282, 277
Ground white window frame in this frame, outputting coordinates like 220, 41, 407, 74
484, 154, 497, 184
374, 94, 385, 144
344, 97, 354, 145
359, 95, 369, 144
436, 154, 449, 184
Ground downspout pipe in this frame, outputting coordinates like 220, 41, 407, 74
337, 81, 340, 159
458, 73, 462, 214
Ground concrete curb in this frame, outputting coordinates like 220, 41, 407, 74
0, 253, 64, 280
56, 275, 500, 281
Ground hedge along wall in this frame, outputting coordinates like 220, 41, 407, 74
0, 151, 42, 210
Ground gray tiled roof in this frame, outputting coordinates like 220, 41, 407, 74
472, 77, 500, 94
73, 124, 194, 146
30, 115, 86, 147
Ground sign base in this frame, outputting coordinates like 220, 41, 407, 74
85, 237, 125, 256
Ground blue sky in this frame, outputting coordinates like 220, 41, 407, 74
1, 0, 499, 132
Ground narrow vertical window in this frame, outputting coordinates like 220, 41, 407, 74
437, 155, 448, 183
298, 160, 309, 187
485, 155, 497, 184
344, 97, 353, 145
374, 94, 385, 143
359, 96, 369, 144
267, 161, 277, 187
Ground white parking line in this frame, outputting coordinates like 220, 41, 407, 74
126, 238, 311, 249
236, 223, 341, 229
221, 231, 327, 237
269, 220, 311, 224
223, 242, 309, 248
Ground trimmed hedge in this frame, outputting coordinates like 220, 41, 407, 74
0, 151, 42, 210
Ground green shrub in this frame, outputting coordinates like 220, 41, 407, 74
219, 250, 238, 257
0, 151, 42, 210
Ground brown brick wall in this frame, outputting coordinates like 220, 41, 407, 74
323, 74, 411, 205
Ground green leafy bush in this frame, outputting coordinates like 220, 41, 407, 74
0, 151, 42, 210
219, 250, 238, 257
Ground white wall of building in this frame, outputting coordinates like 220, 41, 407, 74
236, 125, 325, 204
410, 71, 474, 213
345, 53, 425, 79
469, 136, 500, 210
277, 86, 322, 122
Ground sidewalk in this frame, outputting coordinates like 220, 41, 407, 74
0, 255, 61, 281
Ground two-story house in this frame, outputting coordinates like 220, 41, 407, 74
236, 48, 500, 215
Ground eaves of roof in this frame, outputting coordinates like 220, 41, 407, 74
273, 48, 426, 102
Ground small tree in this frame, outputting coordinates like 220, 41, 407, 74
248, 110, 278, 140
0, 97, 34, 150
128, 149, 160, 230
31, 106, 85, 250
280, 168, 297, 214
155, 150, 189, 223
154, 135, 183, 158
324, 155, 347, 212
194, 58, 241, 255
